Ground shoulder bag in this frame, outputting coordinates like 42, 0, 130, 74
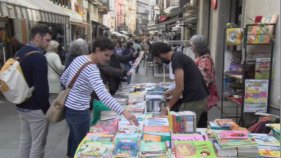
46, 61, 93, 123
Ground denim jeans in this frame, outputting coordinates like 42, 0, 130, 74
65, 107, 90, 157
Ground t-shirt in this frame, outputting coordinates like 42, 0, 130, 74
171, 52, 209, 103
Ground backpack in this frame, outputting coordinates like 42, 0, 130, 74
0, 51, 38, 104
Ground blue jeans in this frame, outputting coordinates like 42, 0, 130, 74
65, 107, 90, 157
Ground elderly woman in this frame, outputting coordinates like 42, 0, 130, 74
45, 40, 65, 102
61, 37, 139, 158
190, 35, 220, 126
64, 38, 89, 69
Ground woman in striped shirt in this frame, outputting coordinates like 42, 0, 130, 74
61, 37, 139, 158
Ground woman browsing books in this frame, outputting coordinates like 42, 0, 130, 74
61, 37, 139, 158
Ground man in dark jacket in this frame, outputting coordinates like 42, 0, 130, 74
99, 53, 136, 95
15, 24, 51, 158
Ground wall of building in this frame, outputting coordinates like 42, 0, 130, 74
243, 0, 280, 111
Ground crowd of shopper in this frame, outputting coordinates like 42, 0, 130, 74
14, 24, 218, 158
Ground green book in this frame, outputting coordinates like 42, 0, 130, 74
174, 141, 217, 158
255, 58, 270, 79
140, 141, 167, 153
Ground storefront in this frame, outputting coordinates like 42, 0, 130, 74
0, 0, 69, 66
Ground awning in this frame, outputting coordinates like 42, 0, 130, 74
0, 0, 69, 24
147, 16, 197, 31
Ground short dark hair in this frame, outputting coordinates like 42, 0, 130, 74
30, 24, 52, 39
150, 42, 171, 57
92, 37, 115, 52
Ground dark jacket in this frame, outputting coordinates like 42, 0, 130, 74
99, 53, 134, 95
15, 45, 50, 113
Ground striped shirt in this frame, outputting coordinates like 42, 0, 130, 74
61, 55, 124, 115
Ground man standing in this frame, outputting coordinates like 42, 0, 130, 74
16, 24, 52, 158
150, 42, 209, 125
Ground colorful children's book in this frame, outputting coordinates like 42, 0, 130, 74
86, 133, 115, 142
226, 28, 244, 45
114, 140, 139, 157
115, 133, 140, 145
250, 133, 280, 146
174, 141, 217, 158
258, 145, 281, 158
219, 130, 248, 139
215, 133, 257, 149
140, 141, 167, 153
215, 119, 239, 128
76, 141, 114, 158
209, 121, 231, 130
90, 119, 119, 134
255, 58, 270, 79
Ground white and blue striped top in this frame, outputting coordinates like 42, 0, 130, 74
61, 55, 124, 115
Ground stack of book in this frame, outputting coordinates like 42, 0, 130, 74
266, 123, 280, 140
114, 133, 140, 158
168, 111, 196, 133
125, 101, 146, 114
142, 126, 171, 148
128, 91, 146, 104
174, 141, 217, 158
251, 133, 280, 158
214, 130, 258, 157
139, 141, 169, 158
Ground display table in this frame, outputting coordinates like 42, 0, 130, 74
74, 83, 280, 158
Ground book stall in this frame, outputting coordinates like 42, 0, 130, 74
73, 82, 280, 158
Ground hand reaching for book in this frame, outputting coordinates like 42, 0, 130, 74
122, 109, 139, 126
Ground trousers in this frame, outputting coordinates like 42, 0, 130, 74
17, 109, 49, 158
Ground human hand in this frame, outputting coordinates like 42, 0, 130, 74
122, 109, 139, 126
164, 90, 173, 98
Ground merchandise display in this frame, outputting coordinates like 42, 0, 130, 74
74, 83, 280, 158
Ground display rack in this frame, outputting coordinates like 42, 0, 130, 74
221, 23, 276, 126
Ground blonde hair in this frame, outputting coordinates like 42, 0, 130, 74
46, 40, 59, 53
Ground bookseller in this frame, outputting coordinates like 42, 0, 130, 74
150, 42, 209, 124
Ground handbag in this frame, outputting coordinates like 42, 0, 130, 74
46, 61, 93, 123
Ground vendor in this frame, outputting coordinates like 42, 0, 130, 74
150, 42, 209, 124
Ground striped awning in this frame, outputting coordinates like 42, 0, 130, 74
0, 0, 69, 24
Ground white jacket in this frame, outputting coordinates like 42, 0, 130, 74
45, 52, 65, 93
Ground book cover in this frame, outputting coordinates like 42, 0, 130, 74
143, 126, 170, 133
244, 79, 269, 112
174, 141, 217, 158
91, 119, 119, 134
226, 28, 243, 45
77, 141, 114, 158
258, 145, 280, 158
115, 133, 140, 145
209, 121, 231, 130
86, 133, 115, 142
140, 141, 167, 153
172, 134, 207, 141
219, 130, 248, 139
114, 140, 139, 157
255, 58, 270, 79
250, 134, 280, 146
